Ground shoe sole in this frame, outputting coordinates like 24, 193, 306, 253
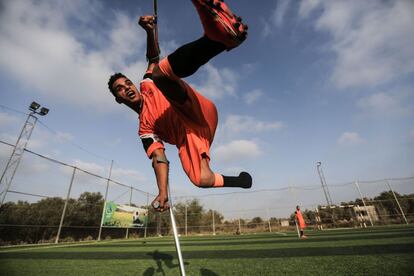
193, 0, 248, 50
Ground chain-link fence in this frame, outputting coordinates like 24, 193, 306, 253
0, 140, 156, 245
169, 177, 414, 236
1, 140, 413, 245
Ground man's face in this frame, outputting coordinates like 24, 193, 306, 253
112, 77, 142, 105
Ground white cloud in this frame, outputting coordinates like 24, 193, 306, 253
271, 0, 291, 27
243, 89, 263, 105
73, 159, 105, 175
59, 160, 147, 186
0, 145, 13, 160
298, 0, 322, 19
357, 92, 410, 117
221, 115, 283, 137
26, 128, 75, 151
20, 161, 50, 175
192, 63, 238, 99
299, 0, 414, 88
213, 140, 261, 163
112, 168, 147, 183
55, 131, 74, 143
0, 0, 147, 112
0, 112, 20, 127
337, 132, 365, 146
262, 0, 292, 37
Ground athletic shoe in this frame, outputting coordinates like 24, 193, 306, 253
239, 172, 252, 189
192, 0, 248, 50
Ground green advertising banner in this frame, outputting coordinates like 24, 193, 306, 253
102, 201, 148, 227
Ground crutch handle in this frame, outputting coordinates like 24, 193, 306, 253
152, 201, 160, 209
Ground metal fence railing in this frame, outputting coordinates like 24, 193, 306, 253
1, 140, 413, 245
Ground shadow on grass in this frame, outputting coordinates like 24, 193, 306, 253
1, 243, 413, 260
143, 250, 177, 276
200, 268, 219, 276
141, 250, 193, 276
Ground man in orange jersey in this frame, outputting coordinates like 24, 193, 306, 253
107, 1, 252, 212
295, 205, 307, 239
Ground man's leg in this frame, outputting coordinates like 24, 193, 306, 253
152, 36, 226, 104
152, 0, 248, 102
153, 0, 251, 189
199, 155, 252, 189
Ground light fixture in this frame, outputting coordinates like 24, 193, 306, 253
29, 101, 50, 116
39, 107, 49, 116
29, 101, 40, 111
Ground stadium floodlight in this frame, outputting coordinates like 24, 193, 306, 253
39, 107, 49, 116
29, 101, 40, 111
29, 101, 50, 116
0, 101, 49, 206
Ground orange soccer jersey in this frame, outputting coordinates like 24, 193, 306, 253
295, 210, 306, 229
138, 58, 218, 185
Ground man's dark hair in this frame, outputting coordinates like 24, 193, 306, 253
108, 72, 127, 95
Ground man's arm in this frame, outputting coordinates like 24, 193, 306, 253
151, 148, 169, 212
138, 15, 160, 74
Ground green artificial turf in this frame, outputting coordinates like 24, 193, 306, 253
1, 225, 414, 275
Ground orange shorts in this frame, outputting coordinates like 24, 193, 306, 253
158, 58, 218, 185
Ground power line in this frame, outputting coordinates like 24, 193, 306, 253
36, 119, 112, 162
1, 103, 112, 163
0, 139, 154, 196
0, 104, 29, 116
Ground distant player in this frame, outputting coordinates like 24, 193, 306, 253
295, 205, 307, 239
107, 0, 252, 212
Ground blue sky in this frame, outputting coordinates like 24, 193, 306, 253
1, 0, 413, 218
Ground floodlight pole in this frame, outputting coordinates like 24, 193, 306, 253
0, 102, 49, 206
316, 162, 333, 206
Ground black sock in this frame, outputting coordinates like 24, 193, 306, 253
300, 230, 304, 237
167, 35, 226, 78
222, 172, 252, 189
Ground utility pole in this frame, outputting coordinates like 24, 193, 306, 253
0, 102, 49, 205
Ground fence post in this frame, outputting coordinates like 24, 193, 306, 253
385, 179, 408, 224
212, 210, 216, 235
125, 186, 133, 239
55, 167, 77, 244
315, 207, 323, 230
98, 160, 113, 241
144, 192, 149, 238
354, 181, 374, 226
185, 204, 188, 236
356, 204, 366, 228
266, 209, 272, 232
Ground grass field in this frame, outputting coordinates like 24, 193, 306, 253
1, 225, 414, 275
